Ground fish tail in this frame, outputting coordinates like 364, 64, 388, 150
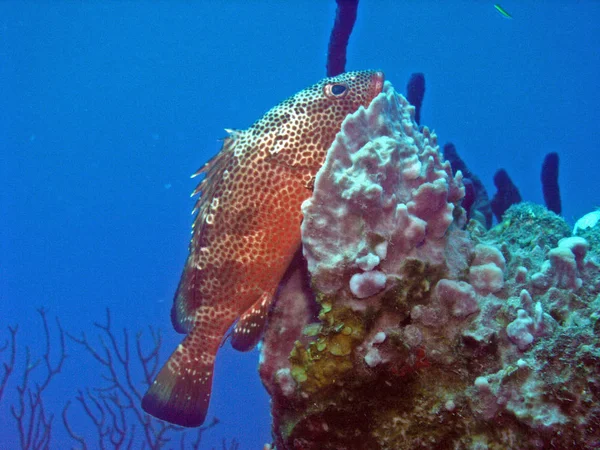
142, 325, 220, 427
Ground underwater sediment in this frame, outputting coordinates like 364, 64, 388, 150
259, 82, 600, 450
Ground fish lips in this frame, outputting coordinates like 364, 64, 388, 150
371, 71, 385, 99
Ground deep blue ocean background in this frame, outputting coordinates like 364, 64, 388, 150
1, 1, 598, 448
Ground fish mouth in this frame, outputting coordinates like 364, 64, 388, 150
371, 71, 385, 99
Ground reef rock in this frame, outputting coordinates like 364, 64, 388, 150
259, 83, 600, 450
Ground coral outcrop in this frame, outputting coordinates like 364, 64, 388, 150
259, 82, 600, 450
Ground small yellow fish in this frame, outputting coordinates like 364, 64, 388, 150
494, 4, 513, 19
142, 70, 385, 427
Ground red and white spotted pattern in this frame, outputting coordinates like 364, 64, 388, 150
142, 70, 384, 427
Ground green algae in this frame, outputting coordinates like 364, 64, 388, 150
486, 202, 571, 250
290, 259, 446, 397
381, 259, 445, 312
302, 323, 322, 337
289, 303, 365, 394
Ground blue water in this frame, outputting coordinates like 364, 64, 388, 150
1, 1, 598, 448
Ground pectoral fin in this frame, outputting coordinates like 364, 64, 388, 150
230, 289, 276, 352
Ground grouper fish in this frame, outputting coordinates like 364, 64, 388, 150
142, 70, 385, 427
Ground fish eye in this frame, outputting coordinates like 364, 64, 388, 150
331, 84, 347, 95
324, 83, 349, 98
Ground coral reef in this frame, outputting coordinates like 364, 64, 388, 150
574, 209, 600, 251
259, 83, 600, 449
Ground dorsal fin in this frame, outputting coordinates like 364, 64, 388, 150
190, 130, 243, 228
230, 289, 276, 352
171, 130, 244, 334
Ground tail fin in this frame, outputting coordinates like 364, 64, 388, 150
142, 325, 220, 427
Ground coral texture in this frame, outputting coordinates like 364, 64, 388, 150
259, 83, 600, 450
301, 81, 465, 296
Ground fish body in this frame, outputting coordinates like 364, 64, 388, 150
142, 70, 384, 427
494, 4, 513, 19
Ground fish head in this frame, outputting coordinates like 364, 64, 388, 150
261, 70, 385, 169
304, 70, 385, 123
326, 70, 385, 108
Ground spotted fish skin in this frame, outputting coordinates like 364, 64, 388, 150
142, 70, 385, 427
